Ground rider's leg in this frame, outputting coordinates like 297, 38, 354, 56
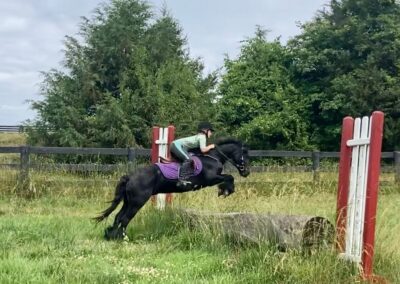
179, 158, 193, 181
170, 142, 192, 185
170, 142, 190, 161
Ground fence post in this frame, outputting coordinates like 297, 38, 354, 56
150, 125, 175, 208
361, 111, 384, 280
336, 116, 354, 252
151, 127, 160, 206
127, 147, 136, 172
312, 151, 320, 182
394, 151, 400, 185
165, 125, 175, 204
18, 146, 30, 192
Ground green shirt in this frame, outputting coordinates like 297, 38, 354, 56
174, 134, 206, 150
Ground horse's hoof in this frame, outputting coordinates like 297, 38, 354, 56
104, 226, 125, 241
104, 227, 113, 240
218, 189, 230, 197
123, 234, 130, 242
223, 189, 234, 197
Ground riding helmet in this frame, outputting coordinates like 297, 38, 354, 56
197, 122, 214, 132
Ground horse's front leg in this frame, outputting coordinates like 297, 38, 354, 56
211, 174, 235, 197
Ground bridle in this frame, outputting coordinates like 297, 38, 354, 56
215, 145, 247, 172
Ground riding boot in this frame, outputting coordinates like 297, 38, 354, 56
178, 160, 193, 186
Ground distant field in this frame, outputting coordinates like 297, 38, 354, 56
0, 133, 27, 166
0, 169, 399, 283
0, 132, 26, 146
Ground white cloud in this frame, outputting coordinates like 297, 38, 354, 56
0, 106, 37, 124
0, 16, 29, 32
0, 105, 29, 111
0, 72, 13, 81
0, 0, 330, 124
0, 0, 101, 124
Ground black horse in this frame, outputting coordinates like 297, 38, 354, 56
94, 138, 250, 240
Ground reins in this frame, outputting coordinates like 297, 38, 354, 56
214, 145, 245, 171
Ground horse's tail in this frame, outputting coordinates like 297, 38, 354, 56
93, 175, 130, 223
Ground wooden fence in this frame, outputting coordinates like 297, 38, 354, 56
1, 146, 399, 184
0, 125, 25, 132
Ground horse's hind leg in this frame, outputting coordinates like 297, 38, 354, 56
119, 200, 149, 238
113, 201, 127, 228
106, 167, 157, 240
107, 207, 127, 239
104, 199, 128, 240
106, 191, 152, 240
118, 185, 154, 238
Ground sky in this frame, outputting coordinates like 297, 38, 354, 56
0, 0, 330, 125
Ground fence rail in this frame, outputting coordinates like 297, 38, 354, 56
0, 125, 25, 133
0, 146, 399, 185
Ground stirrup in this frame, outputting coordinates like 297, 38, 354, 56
177, 179, 192, 187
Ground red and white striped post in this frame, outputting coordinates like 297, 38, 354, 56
362, 112, 384, 279
151, 125, 175, 209
336, 111, 384, 281
336, 116, 355, 251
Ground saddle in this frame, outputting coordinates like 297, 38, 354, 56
155, 155, 202, 180
159, 156, 173, 163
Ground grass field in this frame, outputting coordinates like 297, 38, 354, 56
1, 133, 399, 283
0, 168, 399, 284
0, 132, 26, 146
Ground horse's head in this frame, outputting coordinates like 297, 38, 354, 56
215, 138, 250, 177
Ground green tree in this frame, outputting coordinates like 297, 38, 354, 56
216, 28, 310, 150
289, 0, 400, 150
28, 0, 216, 148
86, 95, 136, 148
29, 71, 88, 147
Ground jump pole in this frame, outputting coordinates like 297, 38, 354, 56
151, 125, 175, 209
336, 111, 384, 281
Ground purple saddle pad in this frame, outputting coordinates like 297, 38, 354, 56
155, 156, 202, 180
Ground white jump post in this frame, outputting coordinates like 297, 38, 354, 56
151, 125, 175, 209
336, 111, 384, 281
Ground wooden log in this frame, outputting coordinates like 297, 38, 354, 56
182, 210, 335, 252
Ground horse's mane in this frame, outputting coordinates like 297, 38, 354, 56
215, 137, 243, 147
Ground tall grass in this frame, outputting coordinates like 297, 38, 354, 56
0, 168, 399, 283
0, 133, 398, 282
0, 133, 26, 146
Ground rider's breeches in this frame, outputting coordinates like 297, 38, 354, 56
170, 141, 191, 162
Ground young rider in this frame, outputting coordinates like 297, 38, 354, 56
170, 122, 215, 185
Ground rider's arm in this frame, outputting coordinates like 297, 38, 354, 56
198, 134, 215, 153
200, 144, 215, 153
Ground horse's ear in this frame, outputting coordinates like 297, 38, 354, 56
240, 142, 250, 155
